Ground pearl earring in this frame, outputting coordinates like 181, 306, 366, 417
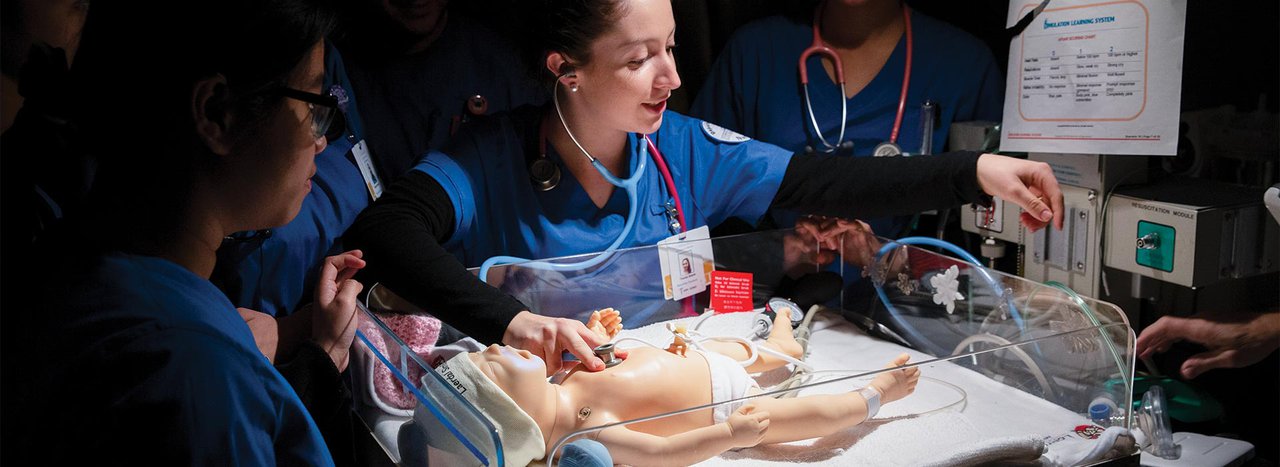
570, 83, 579, 92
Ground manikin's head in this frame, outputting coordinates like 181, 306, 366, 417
437, 345, 555, 465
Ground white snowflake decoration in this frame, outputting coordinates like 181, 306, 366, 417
929, 265, 965, 314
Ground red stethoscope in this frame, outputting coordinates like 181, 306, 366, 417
799, 4, 913, 156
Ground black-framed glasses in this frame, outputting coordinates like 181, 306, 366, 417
273, 87, 344, 141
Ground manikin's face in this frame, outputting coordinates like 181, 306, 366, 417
225, 42, 328, 230
568, 0, 681, 134
469, 345, 550, 404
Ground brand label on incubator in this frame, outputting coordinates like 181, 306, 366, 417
438, 362, 468, 396
700, 121, 751, 143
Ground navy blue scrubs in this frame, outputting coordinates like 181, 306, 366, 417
32, 253, 334, 465
691, 10, 1003, 233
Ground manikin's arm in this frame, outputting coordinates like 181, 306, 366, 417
594, 405, 769, 466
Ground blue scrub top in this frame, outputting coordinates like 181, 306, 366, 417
221, 43, 371, 317
415, 107, 791, 268
415, 108, 789, 326
32, 253, 334, 465
691, 11, 1003, 232
346, 17, 548, 181
692, 11, 1003, 157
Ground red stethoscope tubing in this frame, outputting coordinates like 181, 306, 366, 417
800, 5, 913, 145
646, 134, 695, 317
645, 135, 686, 233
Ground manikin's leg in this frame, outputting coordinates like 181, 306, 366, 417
743, 354, 920, 444
700, 308, 804, 373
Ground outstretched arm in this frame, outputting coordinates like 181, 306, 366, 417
771, 152, 1062, 231
594, 405, 769, 466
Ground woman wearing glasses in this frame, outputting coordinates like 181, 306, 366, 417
23, 0, 354, 463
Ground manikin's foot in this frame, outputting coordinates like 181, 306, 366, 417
869, 353, 920, 404
765, 307, 805, 361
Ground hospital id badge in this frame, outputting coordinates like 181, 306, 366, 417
657, 225, 714, 301
351, 140, 384, 200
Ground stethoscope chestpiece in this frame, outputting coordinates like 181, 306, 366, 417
529, 157, 561, 192
593, 343, 623, 368
872, 141, 902, 157
467, 95, 488, 116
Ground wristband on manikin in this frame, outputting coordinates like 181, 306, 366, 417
858, 386, 881, 419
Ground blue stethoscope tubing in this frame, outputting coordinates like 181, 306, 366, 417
872, 237, 1027, 355
479, 69, 689, 285
801, 3, 913, 153
479, 136, 664, 283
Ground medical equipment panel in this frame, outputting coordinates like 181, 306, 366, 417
1023, 184, 1109, 298
1104, 177, 1279, 287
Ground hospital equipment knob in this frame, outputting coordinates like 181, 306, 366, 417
1136, 232, 1160, 250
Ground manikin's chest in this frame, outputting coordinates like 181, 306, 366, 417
562, 347, 716, 436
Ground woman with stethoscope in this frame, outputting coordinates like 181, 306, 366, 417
691, 0, 1005, 232
346, 0, 1056, 377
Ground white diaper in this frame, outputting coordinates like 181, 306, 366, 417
700, 350, 760, 423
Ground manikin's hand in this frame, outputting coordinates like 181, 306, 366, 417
975, 154, 1064, 232
870, 353, 920, 404
585, 308, 629, 361
586, 308, 623, 339
1136, 311, 1280, 379
726, 405, 770, 448
313, 250, 366, 372
238, 307, 278, 363
505, 311, 609, 374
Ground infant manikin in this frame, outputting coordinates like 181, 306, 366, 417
436, 308, 921, 466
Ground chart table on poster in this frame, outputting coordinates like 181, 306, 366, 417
1019, 21, 1145, 120
1001, 0, 1185, 155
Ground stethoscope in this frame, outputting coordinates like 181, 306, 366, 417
478, 75, 686, 284
801, 3, 914, 157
